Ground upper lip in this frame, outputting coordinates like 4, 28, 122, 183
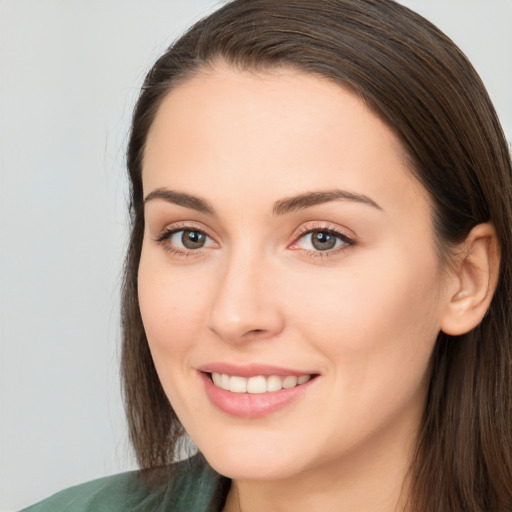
198, 362, 316, 378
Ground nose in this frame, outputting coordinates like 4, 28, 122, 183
207, 249, 285, 343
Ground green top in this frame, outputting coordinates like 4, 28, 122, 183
20, 454, 231, 512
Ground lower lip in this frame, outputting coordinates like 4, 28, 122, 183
200, 372, 315, 418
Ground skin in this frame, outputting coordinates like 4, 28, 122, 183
138, 64, 460, 512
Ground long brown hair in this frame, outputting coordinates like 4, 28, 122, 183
121, 1, 512, 509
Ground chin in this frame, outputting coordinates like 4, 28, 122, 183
197, 438, 312, 481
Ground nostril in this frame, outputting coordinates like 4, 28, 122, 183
243, 329, 267, 339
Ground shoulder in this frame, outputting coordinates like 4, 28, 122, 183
19, 453, 230, 512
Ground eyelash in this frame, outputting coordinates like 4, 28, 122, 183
290, 224, 356, 258
153, 222, 215, 258
153, 222, 356, 259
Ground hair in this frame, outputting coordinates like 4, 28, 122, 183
121, 0, 512, 509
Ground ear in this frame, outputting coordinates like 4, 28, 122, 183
441, 223, 500, 336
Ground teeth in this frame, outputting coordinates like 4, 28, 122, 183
220, 373, 230, 389
229, 376, 247, 393
246, 375, 266, 394
282, 376, 298, 389
298, 375, 310, 385
210, 372, 311, 394
212, 372, 222, 386
266, 375, 282, 392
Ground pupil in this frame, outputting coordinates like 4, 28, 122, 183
182, 230, 205, 249
312, 231, 336, 250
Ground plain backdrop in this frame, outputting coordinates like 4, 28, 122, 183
1, 1, 511, 510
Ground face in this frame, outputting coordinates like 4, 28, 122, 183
138, 64, 453, 483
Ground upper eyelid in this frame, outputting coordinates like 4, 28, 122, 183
292, 221, 355, 240
154, 221, 215, 238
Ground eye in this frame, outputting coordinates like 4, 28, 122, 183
155, 226, 216, 255
292, 228, 355, 253
172, 229, 209, 250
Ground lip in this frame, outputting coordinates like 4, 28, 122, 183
198, 362, 314, 378
198, 365, 318, 419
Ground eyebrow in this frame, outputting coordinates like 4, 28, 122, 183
143, 188, 382, 215
144, 188, 215, 214
273, 190, 382, 215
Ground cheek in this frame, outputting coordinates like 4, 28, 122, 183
137, 254, 214, 424
287, 247, 444, 395
137, 249, 210, 366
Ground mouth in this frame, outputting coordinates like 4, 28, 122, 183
209, 372, 313, 394
199, 364, 319, 417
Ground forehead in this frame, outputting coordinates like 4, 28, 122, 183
142, 64, 428, 217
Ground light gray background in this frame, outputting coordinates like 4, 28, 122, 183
1, 1, 511, 510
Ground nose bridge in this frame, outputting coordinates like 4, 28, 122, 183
208, 242, 283, 342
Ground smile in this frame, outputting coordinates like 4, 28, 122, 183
210, 372, 312, 394
201, 367, 318, 418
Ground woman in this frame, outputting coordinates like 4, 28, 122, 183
22, 0, 512, 510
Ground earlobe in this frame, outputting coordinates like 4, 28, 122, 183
440, 223, 500, 336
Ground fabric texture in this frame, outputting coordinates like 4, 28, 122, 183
19, 453, 231, 512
